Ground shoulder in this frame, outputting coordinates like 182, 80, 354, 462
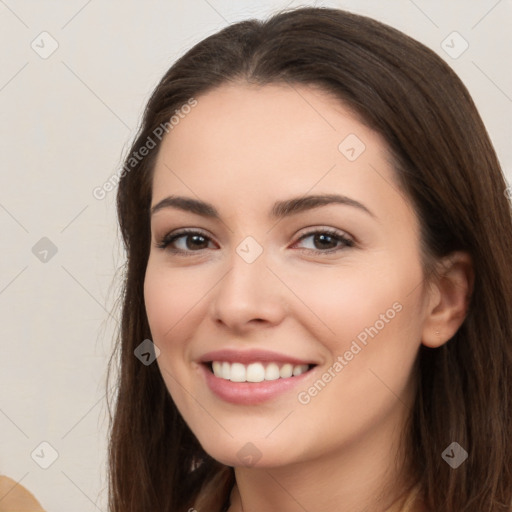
0, 475, 46, 511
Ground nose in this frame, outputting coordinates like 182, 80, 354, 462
209, 245, 288, 334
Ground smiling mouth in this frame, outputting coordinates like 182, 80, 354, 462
204, 361, 317, 383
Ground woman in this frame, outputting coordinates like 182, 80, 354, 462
107, 6, 512, 512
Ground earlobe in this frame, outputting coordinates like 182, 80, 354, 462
421, 251, 474, 348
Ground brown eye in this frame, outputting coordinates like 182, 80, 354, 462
156, 229, 216, 255
294, 229, 354, 254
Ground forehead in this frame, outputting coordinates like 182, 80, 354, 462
151, 82, 406, 221
158, 82, 380, 158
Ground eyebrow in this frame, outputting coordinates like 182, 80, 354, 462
150, 193, 375, 220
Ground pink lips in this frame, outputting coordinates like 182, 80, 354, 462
197, 349, 317, 405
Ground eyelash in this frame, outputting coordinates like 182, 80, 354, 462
155, 227, 355, 256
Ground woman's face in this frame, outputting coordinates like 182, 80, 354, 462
144, 82, 433, 468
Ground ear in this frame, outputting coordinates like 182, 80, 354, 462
421, 251, 474, 348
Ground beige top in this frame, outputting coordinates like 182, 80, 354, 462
0, 476, 46, 512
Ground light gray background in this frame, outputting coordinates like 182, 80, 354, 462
0, 1, 510, 510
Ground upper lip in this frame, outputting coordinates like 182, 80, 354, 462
198, 349, 318, 366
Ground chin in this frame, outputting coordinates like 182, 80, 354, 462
195, 434, 300, 469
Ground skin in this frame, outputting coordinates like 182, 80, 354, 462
144, 82, 472, 512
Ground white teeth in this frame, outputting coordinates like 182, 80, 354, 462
210, 361, 310, 382
246, 362, 266, 382
212, 361, 222, 377
279, 363, 293, 378
293, 364, 307, 376
230, 362, 246, 382
265, 363, 280, 381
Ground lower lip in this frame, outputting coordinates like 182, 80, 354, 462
200, 363, 315, 405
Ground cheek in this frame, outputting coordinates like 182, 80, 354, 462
286, 261, 413, 347
143, 261, 204, 342
287, 257, 425, 405
143, 262, 199, 406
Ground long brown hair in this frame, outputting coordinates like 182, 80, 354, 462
107, 6, 512, 511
